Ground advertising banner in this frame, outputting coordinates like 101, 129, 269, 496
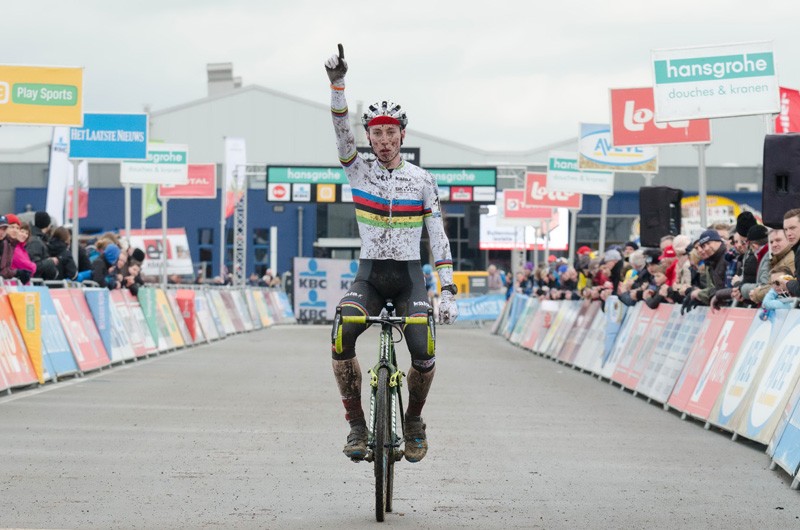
709, 311, 783, 431
557, 300, 596, 363
293, 258, 359, 322
775, 87, 800, 133
19, 286, 78, 377
681, 195, 744, 238
163, 290, 194, 345
502, 189, 554, 221
455, 294, 506, 322
547, 152, 615, 196
645, 307, 707, 404
508, 297, 538, 345
243, 289, 263, 330
480, 205, 568, 251
49, 289, 110, 372
599, 301, 640, 379
542, 300, 582, 358
610, 87, 711, 146
122, 228, 194, 277
109, 290, 151, 358
579, 123, 658, 174
522, 172, 583, 209
159, 164, 217, 199
769, 390, 800, 478
220, 291, 246, 333
120, 143, 189, 185
230, 290, 254, 331
683, 308, 757, 421
136, 288, 171, 351
8, 291, 47, 384
209, 290, 237, 335
121, 290, 159, 354
0, 289, 39, 388
68, 113, 148, 160
0, 65, 83, 126
84, 288, 135, 363
741, 310, 800, 443
45, 127, 72, 227
174, 290, 198, 342
195, 290, 224, 340
572, 305, 609, 373
223, 137, 247, 218
652, 41, 779, 121
611, 305, 660, 390
155, 289, 185, 348
250, 290, 274, 328
520, 300, 560, 353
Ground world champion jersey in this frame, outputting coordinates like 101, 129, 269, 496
330, 86, 454, 285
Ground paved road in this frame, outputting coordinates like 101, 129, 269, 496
1, 324, 798, 529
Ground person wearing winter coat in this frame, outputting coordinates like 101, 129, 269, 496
47, 226, 78, 281
90, 243, 121, 289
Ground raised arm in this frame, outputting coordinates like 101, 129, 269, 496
325, 44, 359, 170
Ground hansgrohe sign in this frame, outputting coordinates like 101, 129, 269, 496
651, 41, 779, 122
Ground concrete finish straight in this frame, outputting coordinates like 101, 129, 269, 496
0, 325, 798, 529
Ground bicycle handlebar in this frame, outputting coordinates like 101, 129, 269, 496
342, 315, 428, 325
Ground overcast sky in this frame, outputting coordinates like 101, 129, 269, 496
1, 0, 798, 151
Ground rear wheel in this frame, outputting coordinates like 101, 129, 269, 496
374, 366, 390, 522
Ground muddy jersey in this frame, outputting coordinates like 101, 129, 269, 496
330, 86, 454, 285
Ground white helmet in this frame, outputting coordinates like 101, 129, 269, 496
361, 100, 408, 130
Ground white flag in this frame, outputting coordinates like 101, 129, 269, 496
45, 127, 71, 226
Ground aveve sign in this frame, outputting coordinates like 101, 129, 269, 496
523, 173, 582, 209
610, 87, 711, 146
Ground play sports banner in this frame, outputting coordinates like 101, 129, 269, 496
0, 289, 39, 389
8, 291, 46, 384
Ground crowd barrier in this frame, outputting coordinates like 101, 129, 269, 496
492, 293, 800, 490
0, 283, 295, 395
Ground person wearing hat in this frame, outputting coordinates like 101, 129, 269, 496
6, 215, 36, 284
26, 210, 59, 280
90, 243, 121, 289
774, 209, 800, 298
0, 214, 32, 284
600, 248, 628, 295
623, 241, 639, 260
734, 224, 770, 304
683, 229, 728, 312
747, 228, 795, 305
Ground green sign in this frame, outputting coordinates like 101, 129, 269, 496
427, 168, 496, 186
654, 52, 774, 84
267, 166, 347, 185
11, 83, 78, 106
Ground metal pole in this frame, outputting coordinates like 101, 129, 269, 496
598, 195, 609, 253
70, 159, 81, 265
124, 184, 131, 238
568, 208, 578, 265
220, 194, 226, 278
161, 198, 169, 287
544, 219, 551, 264
697, 145, 708, 229
297, 206, 304, 257
270, 226, 278, 274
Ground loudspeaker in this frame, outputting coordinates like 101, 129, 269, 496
639, 186, 682, 248
763, 134, 800, 229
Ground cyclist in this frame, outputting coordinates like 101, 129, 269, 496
325, 45, 458, 463
422, 263, 440, 319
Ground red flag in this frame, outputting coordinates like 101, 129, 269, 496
775, 87, 800, 133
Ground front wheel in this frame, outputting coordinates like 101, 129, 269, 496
374, 366, 391, 522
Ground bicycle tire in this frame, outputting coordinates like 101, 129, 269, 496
374, 366, 390, 522
385, 386, 396, 513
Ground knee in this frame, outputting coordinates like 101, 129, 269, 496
331, 303, 366, 359
411, 357, 436, 373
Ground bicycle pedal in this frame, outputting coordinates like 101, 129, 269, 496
364, 451, 374, 463
394, 450, 404, 462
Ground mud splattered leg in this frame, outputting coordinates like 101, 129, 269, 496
332, 358, 364, 425
406, 365, 435, 418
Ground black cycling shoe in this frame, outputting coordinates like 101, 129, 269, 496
343, 423, 368, 461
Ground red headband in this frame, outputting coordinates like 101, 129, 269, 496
367, 115, 401, 127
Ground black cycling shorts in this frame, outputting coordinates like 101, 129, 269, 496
331, 259, 435, 371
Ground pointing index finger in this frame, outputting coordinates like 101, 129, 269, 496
338, 43, 344, 60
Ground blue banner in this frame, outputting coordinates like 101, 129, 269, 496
69, 113, 148, 160
84, 289, 114, 360
20, 286, 79, 377
456, 294, 506, 321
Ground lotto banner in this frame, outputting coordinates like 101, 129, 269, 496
0, 289, 39, 389
682, 308, 757, 421
740, 310, 800, 444
174, 290, 199, 342
667, 308, 728, 412
644, 307, 707, 404
293, 258, 359, 322
49, 289, 110, 372
165, 290, 195, 345
8, 291, 47, 384
110, 290, 152, 358
20, 286, 79, 376
709, 310, 784, 431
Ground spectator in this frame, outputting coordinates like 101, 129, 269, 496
777, 208, 800, 297
46, 226, 77, 280
0, 215, 30, 283
659, 245, 678, 287
659, 235, 675, 252
622, 241, 639, 260
672, 234, 693, 293
121, 261, 143, 295
643, 263, 678, 309
685, 229, 728, 311
8, 218, 36, 283
486, 264, 506, 294
27, 211, 58, 280
759, 267, 798, 320
737, 224, 770, 304
91, 243, 121, 289
748, 228, 795, 305
619, 250, 648, 306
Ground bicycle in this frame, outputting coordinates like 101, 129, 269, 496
336, 299, 434, 522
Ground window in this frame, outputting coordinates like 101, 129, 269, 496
197, 228, 215, 278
